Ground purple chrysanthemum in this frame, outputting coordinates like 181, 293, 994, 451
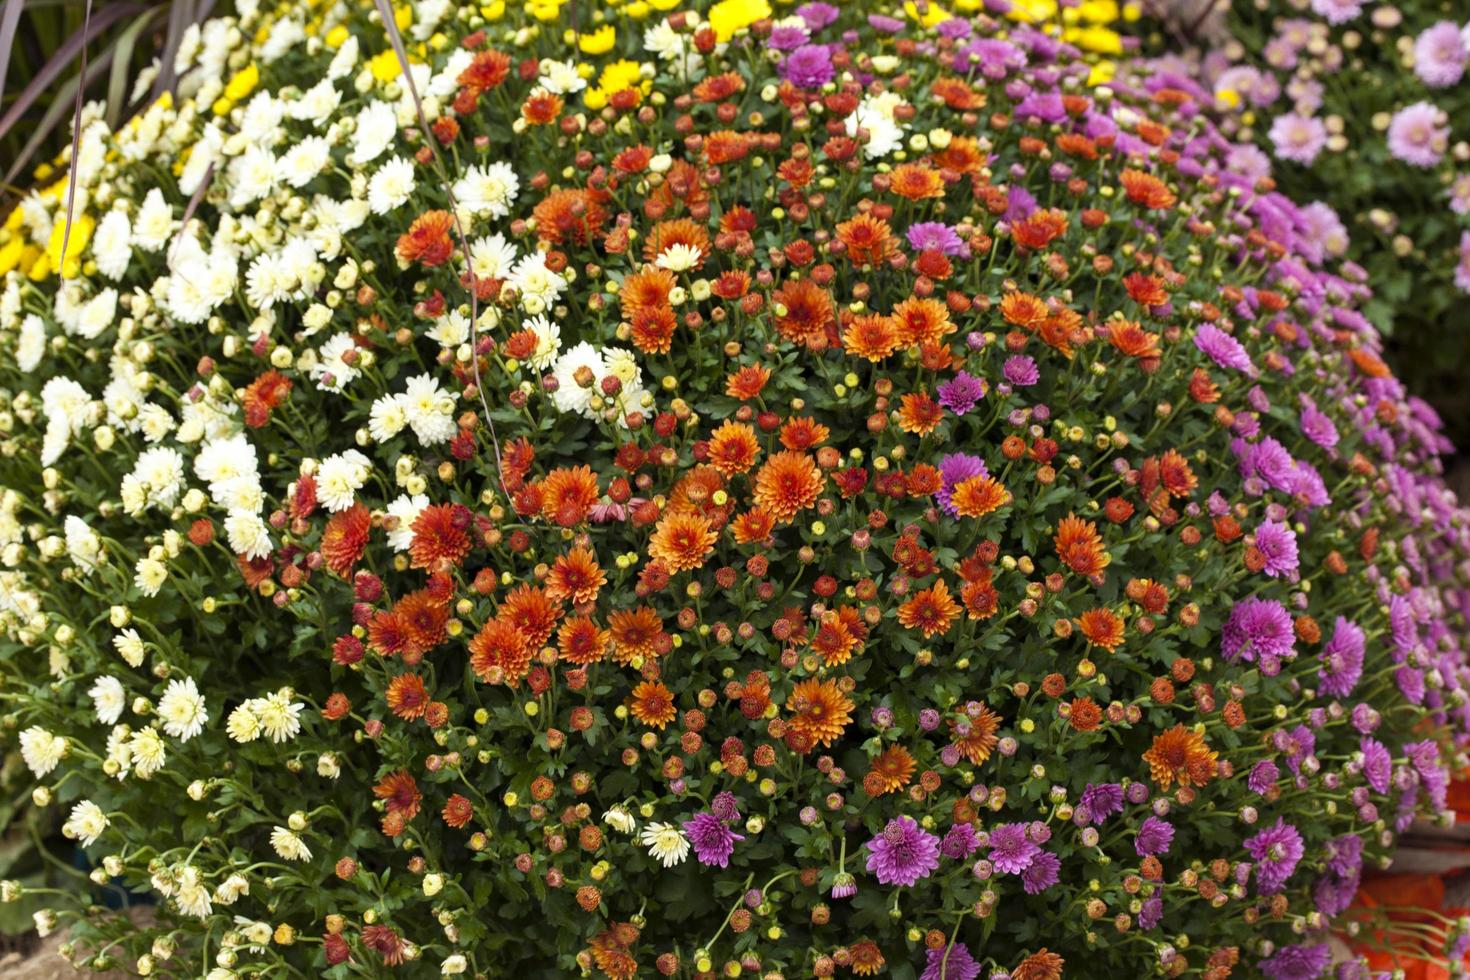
907, 221, 970, 258
1137, 889, 1163, 930
1324, 832, 1364, 878
937, 371, 987, 416
921, 942, 981, 980
1258, 942, 1332, 980
1194, 323, 1255, 372
830, 870, 857, 899
780, 44, 835, 89
865, 816, 941, 887
796, 1, 839, 30
1253, 519, 1299, 578
936, 453, 988, 517
1079, 782, 1124, 824
1248, 759, 1280, 795
1387, 102, 1448, 168
1413, 22, 1467, 88
1299, 403, 1339, 448
1020, 850, 1061, 894
1268, 113, 1327, 165
1135, 816, 1175, 857
1318, 617, 1365, 698
1360, 736, 1392, 794
940, 822, 982, 859
1310, 0, 1361, 24
683, 811, 744, 868
986, 822, 1040, 875
1002, 354, 1039, 387
1221, 597, 1296, 664
765, 24, 811, 51
710, 790, 740, 823
1245, 818, 1304, 895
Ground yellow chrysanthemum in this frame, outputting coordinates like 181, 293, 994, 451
369, 48, 406, 82
223, 63, 259, 102
708, 0, 771, 43
579, 24, 616, 54
904, 0, 952, 28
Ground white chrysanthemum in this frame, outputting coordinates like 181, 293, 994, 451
93, 210, 133, 279
239, 91, 286, 146
655, 242, 702, 272
134, 557, 167, 597
369, 393, 410, 442
368, 156, 416, 214
158, 676, 208, 741
602, 346, 643, 390
73, 288, 117, 339
175, 866, 213, 919
638, 822, 690, 867
469, 233, 517, 280
213, 873, 250, 905
104, 725, 132, 779
245, 252, 291, 309
442, 954, 468, 975
256, 689, 304, 743
15, 314, 45, 372
316, 449, 371, 512
136, 404, 176, 443
89, 676, 126, 725
848, 92, 908, 159
114, 628, 146, 668
19, 726, 66, 777
62, 800, 109, 848
523, 314, 562, 370
290, 77, 342, 125
270, 826, 312, 862
228, 145, 278, 207
603, 806, 637, 834
453, 162, 519, 219
538, 58, 588, 94
507, 250, 566, 312
226, 703, 262, 743
195, 434, 258, 491
349, 100, 397, 166
128, 727, 166, 778
427, 309, 470, 348
401, 374, 457, 445
132, 188, 174, 251
121, 447, 186, 514
317, 753, 341, 779
224, 510, 272, 560
64, 515, 103, 574
40, 376, 93, 465
551, 342, 605, 418
312, 333, 361, 392
386, 493, 429, 552
327, 34, 359, 80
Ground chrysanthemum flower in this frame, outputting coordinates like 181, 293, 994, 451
705, 420, 761, 477
320, 503, 371, 577
865, 745, 916, 796
752, 451, 823, 523
629, 681, 676, 729
1054, 514, 1110, 577
1143, 724, 1218, 789
648, 511, 717, 573
897, 579, 960, 637
545, 545, 606, 605
784, 678, 853, 749
608, 606, 665, 665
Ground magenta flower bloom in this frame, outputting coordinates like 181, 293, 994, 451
986, 822, 1040, 874
1247, 759, 1279, 795
1456, 231, 1470, 294
1245, 818, 1304, 894
1079, 782, 1124, 824
936, 453, 988, 517
1258, 942, 1332, 980
921, 943, 981, 980
1002, 354, 1039, 386
683, 811, 744, 868
1387, 102, 1448, 168
1298, 403, 1338, 449
864, 816, 940, 887
1268, 113, 1326, 165
1021, 850, 1061, 894
1360, 736, 1392, 793
1194, 323, 1254, 373
940, 822, 981, 859
780, 44, 835, 89
1135, 816, 1175, 856
1309, 0, 1361, 24
1318, 617, 1365, 698
1413, 22, 1467, 88
1221, 597, 1296, 664
937, 371, 987, 416
907, 221, 971, 257
1253, 519, 1299, 578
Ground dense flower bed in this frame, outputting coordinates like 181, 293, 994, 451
1174, 0, 1470, 438
0, 0, 1468, 977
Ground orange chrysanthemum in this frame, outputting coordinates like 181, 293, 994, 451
468, 617, 533, 685
1143, 724, 1218, 789
771, 278, 835, 348
385, 673, 430, 721
368, 607, 409, 657
458, 48, 510, 96
1120, 168, 1177, 209
866, 745, 916, 795
931, 76, 986, 110
931, 134, 986, 174
896, 392, 943, 436
1124, 272, 1169, 306
725, 364, 771, 400
1000, 291, 1049, 329
242, 370, 292, 428
835, 213, 895, 266
1054, 514, 1111, 578
540, 465, 601, 527
897, 579, 961, 637
373, 770, 423, 821
629, 304, 677, 356
410, 503, 472, 570
546, 545, 606, 605
648, 511, 717, 573
642, 218, 710, 269
892, 296, 953, 347
951, 475, 1011, 518
532, 188, 608, 246
320, 503, 371, 577
620, 266, 676, 318
557, 615, 610, 666
396, 210, 455, 267
843, 313, 901, 362
1108, 320, 1162, 360
1012, 949, 1066, 980
1076, 608, 1125, 651
752, 451, 824, 523
811, 610, 860, 667
1158, 448, 1198, 497
706, 420, 761, 477
395, 589, 450, 658
1068, 696, 1103, 732
950, 703, 1003, 765
888, 162, 945, 200
779, 417, 830, 452
499, 584, 560, 649
784, 678, 854, 749
608, 606, 665, 665
442, 793, 474, 828
730, 507, 777, 545
692, 71, 745, 103
1012, 207, 1069, 250
521, 89, 563, 125
628, 680, 677, 729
